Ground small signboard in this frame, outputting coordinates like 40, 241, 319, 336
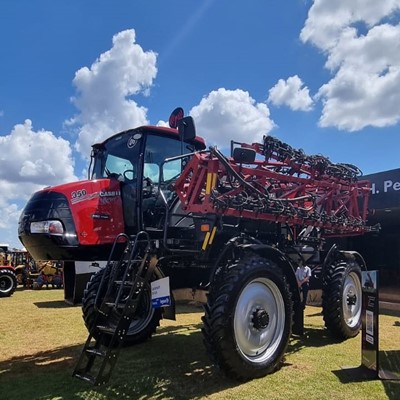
361, 270, 379, 374
151, 277, 171, 308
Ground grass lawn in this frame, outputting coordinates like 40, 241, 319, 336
0, 288, 399, 400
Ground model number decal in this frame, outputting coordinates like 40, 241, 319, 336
71, 190, 99, 205
71, 189, 87, 199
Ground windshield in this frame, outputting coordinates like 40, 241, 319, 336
143, 134, 193, 183
91, 130, 195, 183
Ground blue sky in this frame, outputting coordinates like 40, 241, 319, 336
1, 0, 400, 249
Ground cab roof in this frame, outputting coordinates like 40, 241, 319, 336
92, 125, 206, 150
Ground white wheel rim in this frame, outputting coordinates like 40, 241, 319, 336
234, 277, 285, 363
0, 275, 14, 294
342, 271, 361, 328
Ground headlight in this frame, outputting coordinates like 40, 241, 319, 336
30, 220, 64, 235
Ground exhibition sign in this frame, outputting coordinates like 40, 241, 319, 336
361, 270, 379, 375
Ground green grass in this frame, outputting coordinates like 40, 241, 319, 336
0, 288, 399, 400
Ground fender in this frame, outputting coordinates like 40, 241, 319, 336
210, 236, 300, 304
322, 244, 367, 280
0, 265, 16, 272
238, 243, 301, 304
337, 250, 367, 271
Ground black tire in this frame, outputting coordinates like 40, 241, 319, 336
322, 260, 362, 339
0, 269, 17, 297
82, 267, 162, 345
202, 253, 292, 380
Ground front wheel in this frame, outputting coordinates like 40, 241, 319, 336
322, 260, 362, 339
202, 253, 292, 380
0, 269, 17, 297
82, 267, 162, 345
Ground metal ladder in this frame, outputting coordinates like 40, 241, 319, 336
72, 231, 155, 385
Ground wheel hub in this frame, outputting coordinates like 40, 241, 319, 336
347, 293, 357, 306
252, 308, 270, 330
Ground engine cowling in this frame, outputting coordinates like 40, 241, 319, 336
18, 179, 125, 261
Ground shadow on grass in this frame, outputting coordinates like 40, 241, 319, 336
286, 324, 342, 359
1, 313, 388, 400
33, 300, 73, 309
0, 322, 237, 400
171, 301, 205, 315
332, 362, 400, 400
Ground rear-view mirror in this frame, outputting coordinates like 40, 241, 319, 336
178, 116, 196, 141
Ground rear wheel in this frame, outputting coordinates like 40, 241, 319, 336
322, 260, 362, 339
0, 269, 17, 297
82, 267, 162, 345
202, 253, 292, 380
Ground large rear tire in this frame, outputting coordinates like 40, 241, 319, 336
82, 267, 162, 345
0, 269, 17, 297
202, 253, 292, 380
322, 260, 362, 339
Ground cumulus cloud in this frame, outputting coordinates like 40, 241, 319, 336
0, 120, 76, 245
0, 119, 76, 187
301, 0, 400, 131
189, 88, 275, 148
0, 202, 20, 232
268, 75, 314, 111
67, 29, 158, 157
300, 0, 400, 50
318, 66, 400, 130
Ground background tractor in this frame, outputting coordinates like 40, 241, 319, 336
32, 260, 63, 289
0, 244, 18, 297
19, 108, 376, 384
9, 249, 36, 288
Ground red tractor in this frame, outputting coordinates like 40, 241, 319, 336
0, 244, 18, 297
18, 108, 375, 384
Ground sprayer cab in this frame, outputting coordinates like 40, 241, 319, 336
18, 111, 205, 261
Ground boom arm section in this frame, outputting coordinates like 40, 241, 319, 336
174, 136, 372, 237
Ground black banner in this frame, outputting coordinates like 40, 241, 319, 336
364, 168, 400, 210
361, 270, 379, 374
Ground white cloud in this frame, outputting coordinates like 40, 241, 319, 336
300, 0, 400, 51
0, 120, 76, 248
0, 202, 19, 230
301, 0, 400, 131
325, 24, 400, 73
0, 199, 23, 251
67, 29, 158, 158
189, 88, 275, 148
0, 119, 76, 187
156, 120, 169, 127
268, 75, 314, 111
318, 67, 400, 130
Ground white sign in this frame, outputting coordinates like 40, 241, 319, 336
151, 277, 171, 308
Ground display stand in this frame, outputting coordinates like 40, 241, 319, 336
361, 270, 379, 377
339, 270, 399, 382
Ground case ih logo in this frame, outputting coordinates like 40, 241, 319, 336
99, 190, 121, 197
